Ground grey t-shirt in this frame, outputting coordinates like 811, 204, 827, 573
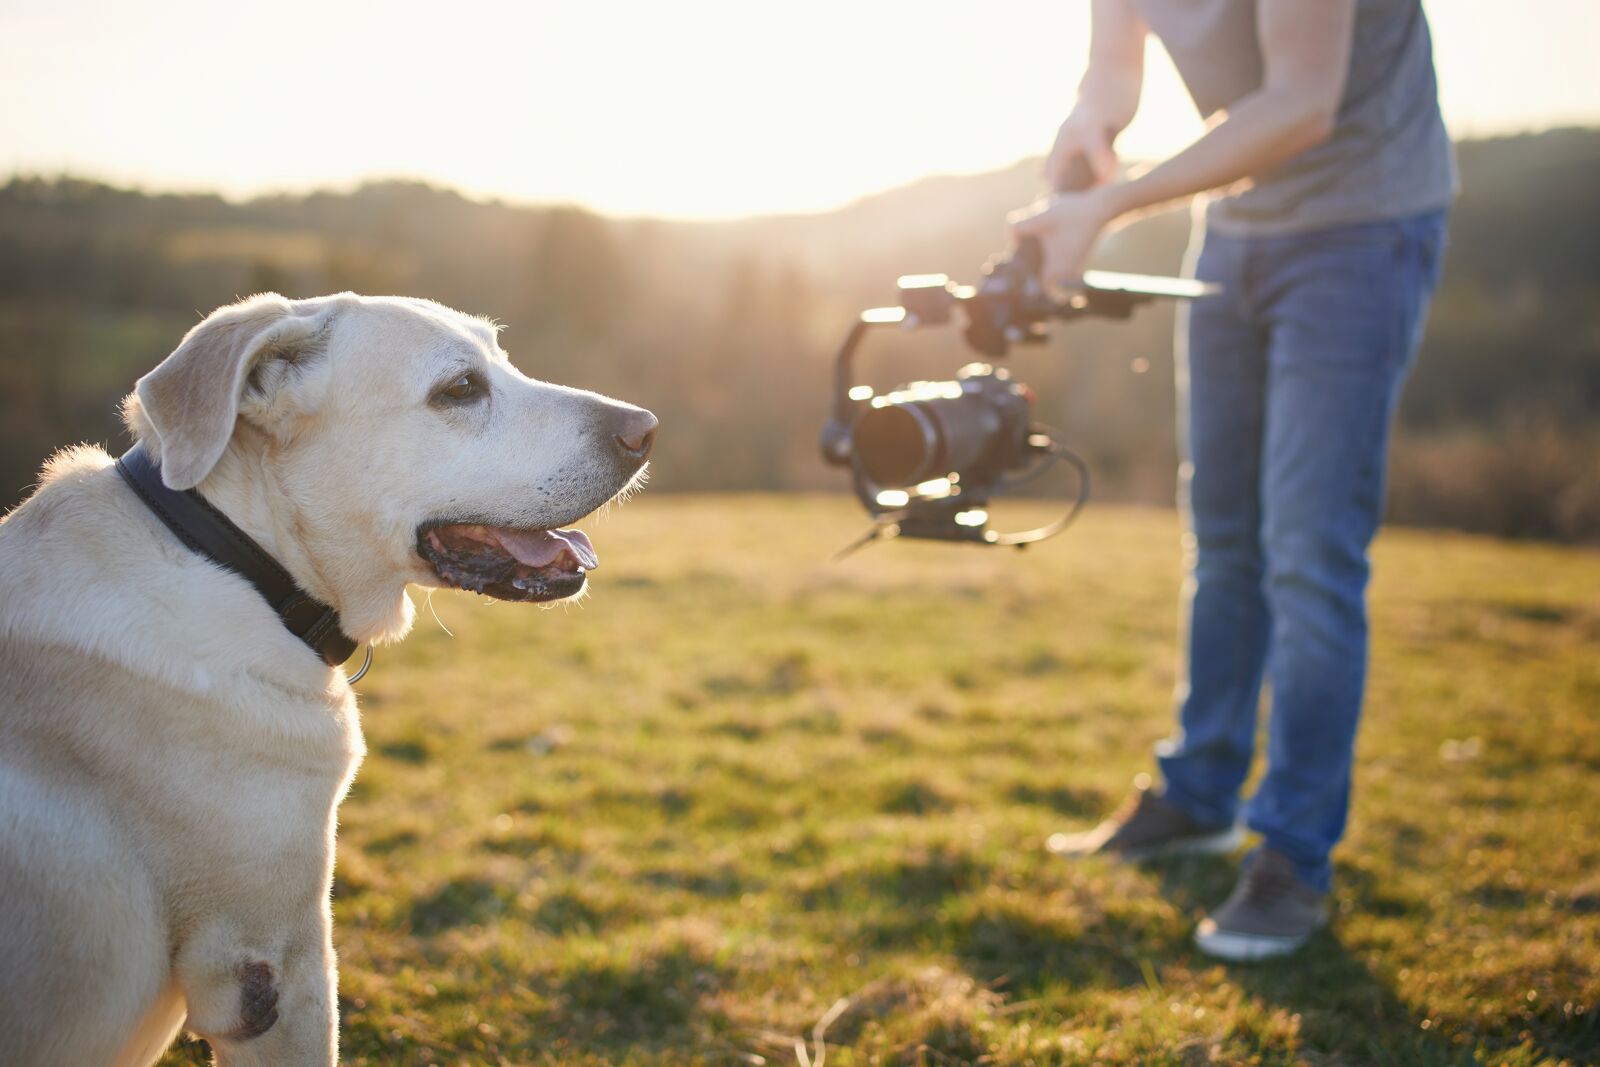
1132, 0, 1458, 235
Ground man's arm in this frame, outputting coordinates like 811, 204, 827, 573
1017, 0, 1358, 285
1047, 0, 1149, 187
1099, 0, 1356, 217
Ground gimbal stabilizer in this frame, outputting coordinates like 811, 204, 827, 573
819, 230, 1215, 555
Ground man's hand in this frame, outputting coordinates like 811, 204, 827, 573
1046, 113, 1119, 191
1007, 187, 1120, 289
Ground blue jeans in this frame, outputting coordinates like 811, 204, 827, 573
1156, 210, 1448, 892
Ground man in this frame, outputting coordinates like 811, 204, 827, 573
1014, 0, 1454, 961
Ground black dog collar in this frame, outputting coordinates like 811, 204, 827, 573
115, 443, 359, 668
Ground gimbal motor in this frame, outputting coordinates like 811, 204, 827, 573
819, 235, 1214, 555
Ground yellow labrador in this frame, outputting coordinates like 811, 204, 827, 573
0, 293, 655, 1065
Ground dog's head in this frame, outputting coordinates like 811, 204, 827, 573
124, 293, 655, 644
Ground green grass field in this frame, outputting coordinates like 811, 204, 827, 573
161, 497, 1599, 1066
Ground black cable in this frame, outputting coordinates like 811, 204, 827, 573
989, 443, 1091, 547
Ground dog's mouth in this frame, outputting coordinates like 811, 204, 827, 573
416, 522, 597, 603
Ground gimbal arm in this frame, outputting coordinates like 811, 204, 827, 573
820, 307, 905, 469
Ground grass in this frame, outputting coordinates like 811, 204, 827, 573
159, 496, 1600, 1066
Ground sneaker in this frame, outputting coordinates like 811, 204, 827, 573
1194, 847, 1327, 961
1046, 774, 1244, 860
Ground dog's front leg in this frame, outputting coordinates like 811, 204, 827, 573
175, 902, 338, 1066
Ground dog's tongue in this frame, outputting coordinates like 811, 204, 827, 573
495, 528, 598, 571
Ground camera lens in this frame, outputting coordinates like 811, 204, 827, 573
849, 368, 1032, 492
854, 403, 939, 487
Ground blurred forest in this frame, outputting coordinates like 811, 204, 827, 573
2, 129, 1596, 540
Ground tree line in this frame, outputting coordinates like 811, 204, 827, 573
1, 129, 1596, 540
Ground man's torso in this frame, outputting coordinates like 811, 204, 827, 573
1132, 0, 1458, 235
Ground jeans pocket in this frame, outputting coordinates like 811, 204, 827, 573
1391, 212, 1449, 374
1417, 213, 1449, 293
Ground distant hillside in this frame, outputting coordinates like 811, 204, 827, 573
2, 129, 1597, 539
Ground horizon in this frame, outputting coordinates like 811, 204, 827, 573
9, 126, 1595, 226
4, 1, 1598, 220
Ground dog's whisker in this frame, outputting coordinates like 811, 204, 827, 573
423, 589, 455, 638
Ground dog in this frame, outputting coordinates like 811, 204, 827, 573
0, 292, 655, 1065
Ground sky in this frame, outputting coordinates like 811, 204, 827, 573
2, 0, 1597, 219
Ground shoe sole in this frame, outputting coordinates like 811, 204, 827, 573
1193, 925, 1314, 962
1116, 824, 1246, 862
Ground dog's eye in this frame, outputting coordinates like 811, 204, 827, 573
434, 373, 483, 404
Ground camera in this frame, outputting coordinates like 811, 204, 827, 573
850, 362, 1033, 492
820, 235, 1214, 553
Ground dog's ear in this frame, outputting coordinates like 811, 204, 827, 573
135, 294, 341, 490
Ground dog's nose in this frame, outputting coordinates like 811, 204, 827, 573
612, 407, 658, 461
